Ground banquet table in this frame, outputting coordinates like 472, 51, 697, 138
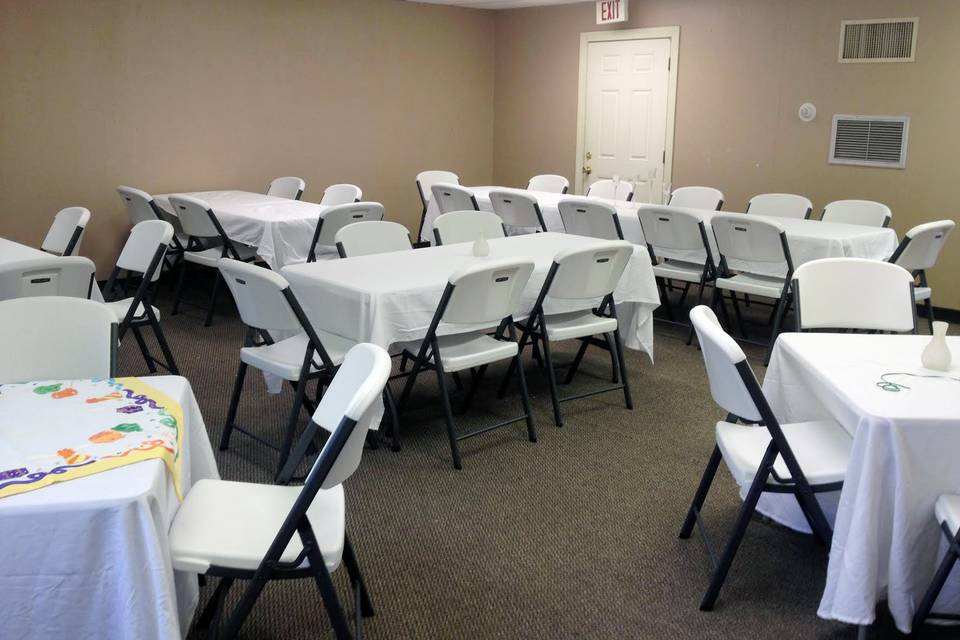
0, 236, 105, 302
762, 333, 960, 632
0, 376, 220, 640
282, 232, 661, 358
153, 190, 333, 269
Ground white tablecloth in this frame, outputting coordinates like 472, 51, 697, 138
0, 237, 106, 302
0, 376, 220, 639
282, 233, 661, 359
154, 191, 334, 269
762, 333, 960, 632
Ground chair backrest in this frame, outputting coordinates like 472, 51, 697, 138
431, 183, 478, 214
668, 186, 724, 211
891, 220, 956, 272
41, 207, 91, 256
546, 241, 633, 300
433, 210, 506, 245
821, 200, 891, 227
312, 201, 385, 251
416, 170, 460, 207
116, 220, 174, 281
218, 258, 305, 333
528, 174, 569, 194
746, 193, 813, 219
586, 179, 634, 202
558, 197, 623, 240
637, 206, 711, 259
267, 176, 305, 201
0, 256, 97, 300
442, 258, 535, 325
711, 214, 789, 267
689, 305, 762, 422
0, 297, 116, 383
793, 258, 916, 332
335, 221, 412, 258
319, 184, 362, 207
117, 186, 160, 226
168, 195, 221, 239
489, 190, 546, 231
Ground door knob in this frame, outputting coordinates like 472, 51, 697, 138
585, 151, 593, 160
583, 165, 592, 174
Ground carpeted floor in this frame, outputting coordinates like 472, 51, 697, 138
118, 285, 952, 639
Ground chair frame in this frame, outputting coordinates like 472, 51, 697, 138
558, 199, 624, 241
307, 203, 383, 263
432, 211, 507, 246
117, 188, 187, 272
267, 177, 305, 201
42, 208, 88, 257
820, 200, 891, 228
415, 172, 459, 245
792, 269, 918, 335
586, 179, 635, 202
888, 230, 948, 334
335, 221, 412, 258
667, 187, 725, 211
489, 191, 548, 233
527, 174, 570, 195
913, 518, 960, 630
745, 195, 813, 220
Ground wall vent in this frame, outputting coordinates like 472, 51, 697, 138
829, 115, 909, 169
839, 18, 917, 63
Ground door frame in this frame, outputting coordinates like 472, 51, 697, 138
574, 26, 681, 195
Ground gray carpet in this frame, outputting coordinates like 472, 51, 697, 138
116, 285, 951, 639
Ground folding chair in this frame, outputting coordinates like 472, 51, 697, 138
335, 221, 412, 258
307, 202, 384, 262
103, 220, 179, 374
169, 343, 391, 640
396, 258, 537, 469
0, 297, 117, 383
0, 256, 97, 301
746, 193, 813, 220
586, 179, 634, 202
320, 184, 363, 206
433, 210, 506, 246
431, 183, 479, 214
117, 186, 189, 274
267, 176, 305, 200
559, 197, 623, 240
680, 305, 852, 610
416, 170, 459, 242
913, 495, 960, 630
528, 174, 569, 194
489, 189, 547, 234
888, 220, 955, 334
41, 207, 90, 256
667, 186, 724, 211
168, 195, 259, 326
821, 200, 891, 227
498, 241, 634, 427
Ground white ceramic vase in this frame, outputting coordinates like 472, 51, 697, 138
472, 232, 489, 257
921, 321, 952, 371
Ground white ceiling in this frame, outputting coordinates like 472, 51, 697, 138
408, 0, 589, 9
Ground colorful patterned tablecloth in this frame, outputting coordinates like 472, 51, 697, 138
0, 377, 184, 499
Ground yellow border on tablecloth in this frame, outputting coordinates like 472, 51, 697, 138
0, 377, 186, 501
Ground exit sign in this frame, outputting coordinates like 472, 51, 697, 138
597, 0, 628, 24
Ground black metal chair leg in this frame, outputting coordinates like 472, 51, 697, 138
204, 269, 222, 327
130, 325, 157, 373
275, 375, 310, 480
435, 364, 463, 470
612, 328, 633, 410
657, 277, 676, 321
148, 314, 179, 374
221, 361, 248, 450
383, 384, 401, 452
686, 275, 710, 346
342, 534, 375, 618
217, 572, 273, 640
913, 534, 959, 630
171, 259, 188, 316
679, 445, 723, 538
457, 365, 488, 414
196, 576, 234, 632
513, 351, 537, 443
924, 298, 935, 334
308, 549, 353, 640
563, 338, 590, 384
764, 292, 790, 366
729, 291, 748, 339
605, 333, 620, 383
540, 335, 564, 427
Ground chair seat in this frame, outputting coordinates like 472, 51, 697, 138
544, 309, 617, 342
935, 494, 960, 535
103, 298, 160, 323
169, 479, 344, 574
184, 244, 259, 267
716, 419, 852, 489
715, 272, 788, 298
915, 286, 932, 301
240, 331, 354, 380
653, 260, 706, 283
403, 333, 518, 373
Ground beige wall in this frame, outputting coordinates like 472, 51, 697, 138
493, 0, 960, 309
0, 0, 495, 275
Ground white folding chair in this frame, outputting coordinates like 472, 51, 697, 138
889, 220, 955, 333
558, 197, 623, 240
746, 193, 813, 219
793, 258, 917, 334
431, 183, 479, 215
710, 214, 794, 364
41, 207, 90, 257
489, 190, 547, 233
0, 297, 117, 383
680, 305, 851, 611
500, 241, 634, 427
168, 195, 260, 326
586, 179, 634, 202
527, 174, 569, 194
397, 258, 537, 469
267, 176, 305, 201
637, 206, 716, 342
416, 170, 459, 242
308, 202, 385, 262
335, 221, 412, 258
821, 200, 891, 227
169, 343, 390, 640
102, 220, 179, 374
320, 184, 362, 207
433, 210, 506, 246
668, 186, 724, 211
117, 186, 188, 271
914, 494, 960, 630
0, 256, 97, 301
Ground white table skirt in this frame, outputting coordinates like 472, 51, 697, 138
282, 233, 661, 359
0, 376, 220, 639
154, 191, 335, 269
762, 333, 960, 632
0, 237, 106, 302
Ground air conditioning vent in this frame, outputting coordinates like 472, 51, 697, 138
840, 18, 917, 63
829, 115, 909, 169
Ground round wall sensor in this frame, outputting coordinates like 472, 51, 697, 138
798, 102, 817, 122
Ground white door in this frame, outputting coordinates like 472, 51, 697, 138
580, 38, 671, 202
